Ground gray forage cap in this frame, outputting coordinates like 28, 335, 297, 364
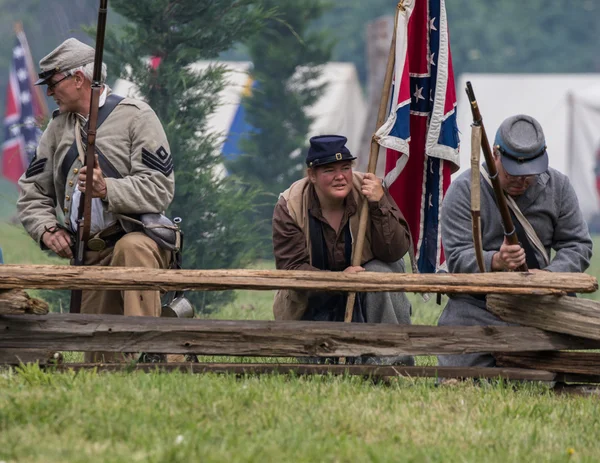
35, 38, 95, 86
493, 114, 548, 176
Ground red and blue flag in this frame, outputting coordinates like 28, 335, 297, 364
377, 0, 460, 273
2, 27, 46, 185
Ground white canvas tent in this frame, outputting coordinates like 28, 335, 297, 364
456, 73, 600, 223
113, 61, 366, 164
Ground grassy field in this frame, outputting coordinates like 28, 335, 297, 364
0, 179, 17, 223
1, 221, 600, 462
2, 367, 599, 463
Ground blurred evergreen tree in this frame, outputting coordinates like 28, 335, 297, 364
226, 0, 333, 255
104, 0, 270, 312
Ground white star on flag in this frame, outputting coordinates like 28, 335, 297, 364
13, 46, 24, 58
430, 17, 437, 31
24, 116, 36, 128
10, 124, 21, 137
429, 52, 436, 66
17, 68, 28, 82
20, 91, 31, 104
413, 85, 425, 102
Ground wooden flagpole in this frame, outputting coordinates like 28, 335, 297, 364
343, 2, 404, 323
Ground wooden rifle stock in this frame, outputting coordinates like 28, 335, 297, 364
70, 0, 109, 313
465, 82, 527, 272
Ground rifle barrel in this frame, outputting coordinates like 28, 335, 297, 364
70, 0, 110, 313
465, 81, 527, 272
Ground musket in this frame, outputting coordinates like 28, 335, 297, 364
470, 124, 485, 272
465, 81, 527, 272
70, 0, 109, 313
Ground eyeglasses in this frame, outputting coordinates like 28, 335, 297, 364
47, 74, 72, 91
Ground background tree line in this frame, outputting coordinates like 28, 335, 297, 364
3, 0, 600, 89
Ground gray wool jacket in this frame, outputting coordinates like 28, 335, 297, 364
17, 94, 174, 245
441, 166, 592, 276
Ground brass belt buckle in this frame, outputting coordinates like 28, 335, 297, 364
87, 237, 106, 251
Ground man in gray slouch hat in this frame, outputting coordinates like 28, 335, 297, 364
17, 38, 177, 362
437, 114, 593, 368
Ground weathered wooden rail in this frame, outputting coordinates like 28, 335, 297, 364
1, 266, 599, 388
46, 363, 596, 383
495, 351, 600, 376
2, 313, 599, 357
0, 265, 596, 294
488, 294, 600, 341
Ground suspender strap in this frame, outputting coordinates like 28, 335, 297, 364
308, 211, 328, 270
60, 94, 124, 182
509, 210, 541, 269
305, 213, 364, 322
343, 223, 352, 268
480, 168, 549, 268
80, 134, 123, 179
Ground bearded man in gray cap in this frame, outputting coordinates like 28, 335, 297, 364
437, 114, 593, 368
17, 38, 175, 362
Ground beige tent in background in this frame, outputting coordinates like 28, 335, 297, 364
456, 73, 600, 224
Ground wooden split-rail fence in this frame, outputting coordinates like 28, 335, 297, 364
1, 264, 600, 389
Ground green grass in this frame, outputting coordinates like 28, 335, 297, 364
2, 222, 600, 461
0, 221, 64, 265
0, 178, 17, 222
0, 222, 69, 309
1, 365, 599, 463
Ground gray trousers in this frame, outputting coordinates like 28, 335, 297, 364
363, 259, 412, 325
362, 259, 413, 366
436, 295, 512, 368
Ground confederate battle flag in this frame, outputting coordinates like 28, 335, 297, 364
2, 25, 47, 185
376, 0, 460, 273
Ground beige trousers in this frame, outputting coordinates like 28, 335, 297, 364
81, 231, 171, 362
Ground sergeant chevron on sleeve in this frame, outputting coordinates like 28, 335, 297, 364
17, 38, 176, 363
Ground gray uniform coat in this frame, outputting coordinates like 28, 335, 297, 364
438, 166, 592, 367
17, 96, 174, 245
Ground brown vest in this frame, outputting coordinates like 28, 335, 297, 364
273, 172, 374, 320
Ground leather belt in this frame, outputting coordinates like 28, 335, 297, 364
87, 227, 126, 251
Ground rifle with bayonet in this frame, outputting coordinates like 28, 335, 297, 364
465, 81, 528, 272
70, 0, 109, 313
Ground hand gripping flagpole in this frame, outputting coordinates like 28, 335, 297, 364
343, 2, 404, 324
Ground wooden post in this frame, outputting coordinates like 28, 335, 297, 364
358, 15, 394, 176
0, 289, 48, 315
